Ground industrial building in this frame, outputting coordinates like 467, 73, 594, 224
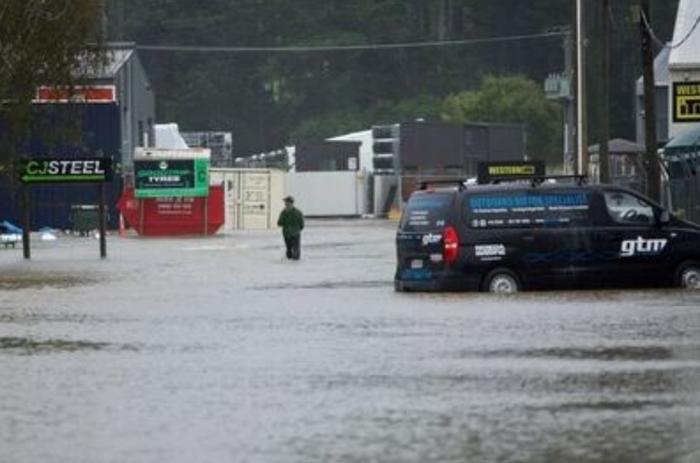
283, 121, 525, 217
662, 0, 700, 224
0, 42, 155, 229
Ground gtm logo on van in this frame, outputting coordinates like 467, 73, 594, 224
620, 237, 668, 257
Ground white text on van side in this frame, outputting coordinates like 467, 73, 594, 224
620, 237, 667, 257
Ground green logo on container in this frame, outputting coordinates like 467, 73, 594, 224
134, 158, 210, 198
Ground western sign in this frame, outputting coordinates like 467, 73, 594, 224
673, 81, 700, 123
134, 159, 209, 198
477, 161, 546, 184
20, 158, 113, 184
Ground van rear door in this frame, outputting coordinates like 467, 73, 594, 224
396, 192, 453, 279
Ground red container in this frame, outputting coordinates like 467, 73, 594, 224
117, 186, 224, 236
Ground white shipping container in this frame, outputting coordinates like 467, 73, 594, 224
286, 171, 370, 217
210, 168, 285, 230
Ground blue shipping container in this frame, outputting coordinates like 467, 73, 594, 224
0, 103, 122, 230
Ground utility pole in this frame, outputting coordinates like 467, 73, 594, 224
599, 0, 610, 184
564, 27, 576, 175
22, 187, 30, 260
640, 0, 660, 201
576, 0, 589, 176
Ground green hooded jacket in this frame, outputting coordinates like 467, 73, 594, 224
277, 206, 304, 237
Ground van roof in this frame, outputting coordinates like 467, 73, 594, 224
418, 182, 601, 195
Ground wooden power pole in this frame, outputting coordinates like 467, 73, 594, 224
640, 0, 661, 201
599, 0, 610, 184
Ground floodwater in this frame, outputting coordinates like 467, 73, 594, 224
1, 220, 700, 463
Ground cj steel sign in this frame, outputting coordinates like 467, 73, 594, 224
20, 158, 113, 184
134, 159, 209, 198
673, 81, 700, 123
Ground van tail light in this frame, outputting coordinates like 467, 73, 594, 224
443, 226, 459, 265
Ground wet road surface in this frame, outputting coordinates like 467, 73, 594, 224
1, 220, 700, 462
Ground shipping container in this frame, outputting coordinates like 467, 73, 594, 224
0, 43, 154, 231
209, 168, 285, 230
0, 104, 122, 230
286, 171, 370, 217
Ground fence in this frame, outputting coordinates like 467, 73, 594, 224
664, 150, 700, 224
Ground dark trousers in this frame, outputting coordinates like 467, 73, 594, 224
284, 234, 301, 260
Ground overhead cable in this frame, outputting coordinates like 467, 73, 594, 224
641, 9, 700, 50
136, 31, 566, 53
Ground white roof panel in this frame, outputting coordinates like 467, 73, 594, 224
669, 0, 700, 69
154, 123, 190, 149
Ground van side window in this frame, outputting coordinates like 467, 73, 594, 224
604, 191, 654, 225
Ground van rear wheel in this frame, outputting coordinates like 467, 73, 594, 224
676, 261, 700, 290
483, 268, 520, 294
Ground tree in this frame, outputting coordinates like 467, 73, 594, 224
104, 0, 679, 156
291, 94, 442, 142
442, 75, 563, 165
0, 0, 105, 178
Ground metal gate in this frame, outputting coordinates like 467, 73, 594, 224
664, 149, 700, 224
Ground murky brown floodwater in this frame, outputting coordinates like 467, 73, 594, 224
1, 220, 699, 462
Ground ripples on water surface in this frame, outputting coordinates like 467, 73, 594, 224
1, 225, 700, 462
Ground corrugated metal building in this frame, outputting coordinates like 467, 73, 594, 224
101, 42, 156, 176
668, 0, 700, 139
636, 0, 700, 145
0, 43, 155, 229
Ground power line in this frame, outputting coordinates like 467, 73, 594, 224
641, 9, 700, 50
136, 31, 566, 53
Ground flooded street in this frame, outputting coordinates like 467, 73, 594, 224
1, 220, 700, 462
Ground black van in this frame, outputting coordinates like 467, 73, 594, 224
395, 178, 700, 293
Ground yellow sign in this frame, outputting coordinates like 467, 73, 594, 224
673, 82, 700, 122
488, 165, 537, 176
477, 161, 545, 184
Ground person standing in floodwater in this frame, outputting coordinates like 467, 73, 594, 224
277, 196, 304, 260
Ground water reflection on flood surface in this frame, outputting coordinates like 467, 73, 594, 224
1, 223, 700, 462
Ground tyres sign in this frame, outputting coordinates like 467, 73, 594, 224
19, 158, 113, 184
134, 159, 209, 198
673, 81, 700, 123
